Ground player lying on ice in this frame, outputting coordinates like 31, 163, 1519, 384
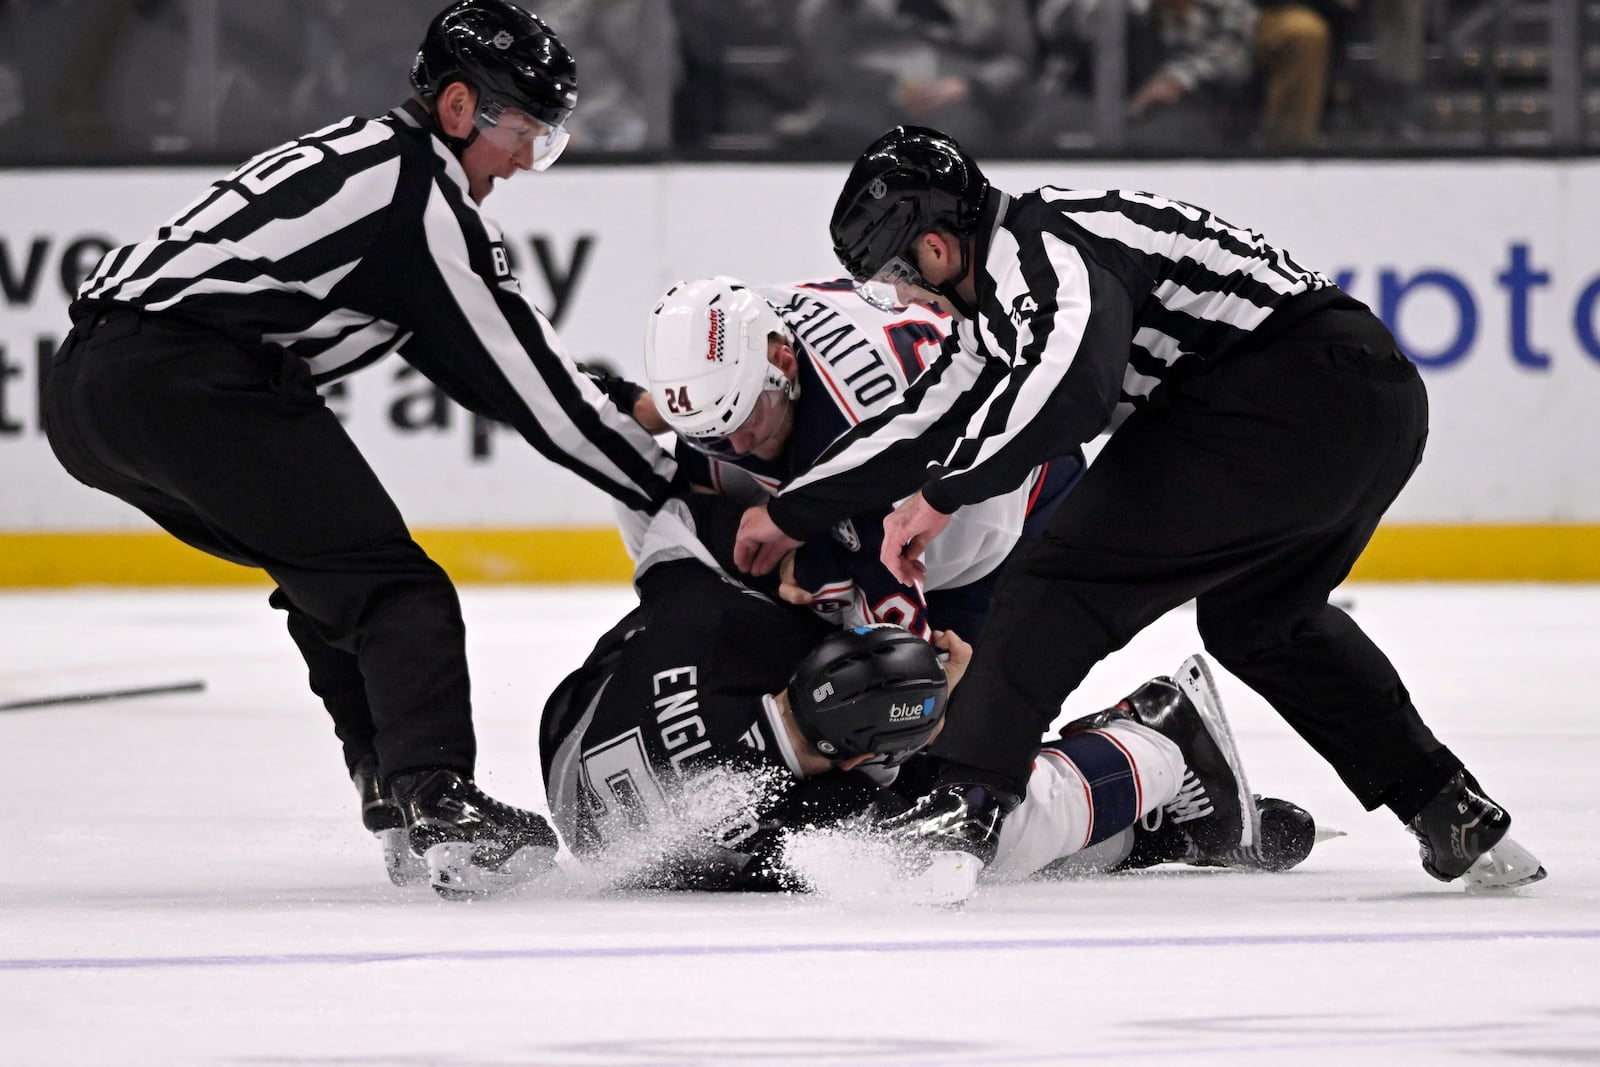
520, 502, 1321, 899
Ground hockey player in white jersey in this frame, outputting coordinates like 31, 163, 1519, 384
538, 503, 1318, 896
637, 276, 1083, 642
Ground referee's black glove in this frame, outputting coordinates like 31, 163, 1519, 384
577, 360, 646, 416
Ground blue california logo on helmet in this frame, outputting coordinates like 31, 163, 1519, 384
788, 625, 948, 768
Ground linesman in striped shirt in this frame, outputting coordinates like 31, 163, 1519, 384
734, 126, 1541, 889
41, 0, 677, 897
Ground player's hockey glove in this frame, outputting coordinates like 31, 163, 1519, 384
577, 361, 647, 416
877, 782, 1020, 866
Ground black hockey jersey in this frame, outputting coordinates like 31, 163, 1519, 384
539, 560, 887, 889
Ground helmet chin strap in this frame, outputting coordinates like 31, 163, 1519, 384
932, 234, 977, 320
763, 361, 799, 403
436, 119, 479, 157
424, 86, 480, 157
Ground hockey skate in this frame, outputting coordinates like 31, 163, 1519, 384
352, 756, 426, 887
1115, 796, 1319, 873
1075, 654, 1257, 856
388, 768, 560, 899
1408, 769, 1546, 890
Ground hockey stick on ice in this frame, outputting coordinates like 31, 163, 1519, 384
0, 680, 205, 713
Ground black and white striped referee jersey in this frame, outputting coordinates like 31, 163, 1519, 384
74, 99, 676, 513
768, 187, 1348, 538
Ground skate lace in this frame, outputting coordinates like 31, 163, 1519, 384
463, 783, 531, 824
1166, 771, 1215, 825
1407, 813, 1438, 863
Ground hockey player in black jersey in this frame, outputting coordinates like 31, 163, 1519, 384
538, 505, 1318, 895
734, 125, 1543, 890
42, 1, 677, 898
636, 275, 1081, 644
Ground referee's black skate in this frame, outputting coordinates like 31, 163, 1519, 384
1407, 769, 1545, 889
1076, 654, 1256, 856
352, 756, 426, 887
388, 768, 559, 899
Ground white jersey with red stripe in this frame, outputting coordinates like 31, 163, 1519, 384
676, 279, 1051, 600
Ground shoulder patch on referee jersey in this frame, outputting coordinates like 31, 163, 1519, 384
1008, 294, 1039, 323
490, 242, 513, 279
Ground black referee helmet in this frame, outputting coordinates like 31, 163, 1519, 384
411, 0, 578, 131
829, 125, 990, 286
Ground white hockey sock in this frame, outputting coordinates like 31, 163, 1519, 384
985, 719, 1186, 881
1093, 718, 1185, 818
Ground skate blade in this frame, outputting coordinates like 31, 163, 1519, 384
426, 841, 559, 900
901, 849, 983, 906
1313, 826, 1348, 844
378, 827, 427, 888
1463, 836, 1547, 892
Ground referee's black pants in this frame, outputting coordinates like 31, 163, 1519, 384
42, 306, 475, 781
938, 303, 1462, 821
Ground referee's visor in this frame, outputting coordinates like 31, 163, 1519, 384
473, 98, 570, 171
854, 255, 929, 313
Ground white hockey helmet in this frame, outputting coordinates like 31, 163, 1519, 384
644, 277, 794, 444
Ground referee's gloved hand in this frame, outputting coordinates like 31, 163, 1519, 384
877, 782, 1020, 866
576, 360, 654, 423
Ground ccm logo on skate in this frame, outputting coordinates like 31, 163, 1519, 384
888, 698, 935, 721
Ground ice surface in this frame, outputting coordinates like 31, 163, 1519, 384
3, 583, 1597, 1066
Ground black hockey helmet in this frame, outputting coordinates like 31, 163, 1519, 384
829, 126, 989, 294
788, 624, 948, 768
411, 0, 578, 131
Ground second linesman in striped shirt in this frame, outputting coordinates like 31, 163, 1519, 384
41, 0, 677, 898
734, 125, 1540, 890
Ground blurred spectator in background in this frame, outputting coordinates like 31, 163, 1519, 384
0, 0, 1484, 162
1033, 0, 1256, 152
0, 0, 138, 160
790, 0, 1036, 155
0, 7, 20, 158
1253, 0, 1342, 147
1362, 0, 1428, 139
283, 1, 443, 133
671, 0, 810, 152
0, 60, 18, 137
540, 0, 676, 153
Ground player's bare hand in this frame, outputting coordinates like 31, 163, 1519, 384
880, 492, 952, 586
1130, 72, 1186, 116
735, 504, 803, 576
931, 629, 973, 690
778, 551, 816, 605
898, 76, 971, 115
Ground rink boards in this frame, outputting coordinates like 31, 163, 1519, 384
2, 159, 1598, 583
